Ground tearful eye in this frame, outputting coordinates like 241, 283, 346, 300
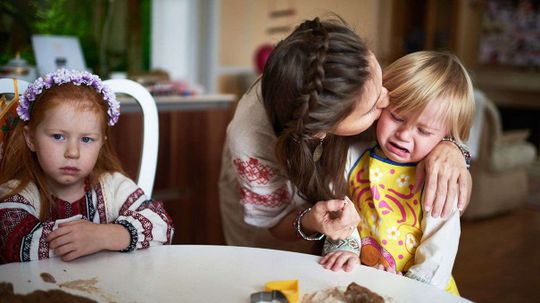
391, 112, 404, 122
418, 128, 432, 136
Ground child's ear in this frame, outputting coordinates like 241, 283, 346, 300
23, 126, 36, 151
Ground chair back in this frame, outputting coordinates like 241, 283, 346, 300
104, 79, 159, 196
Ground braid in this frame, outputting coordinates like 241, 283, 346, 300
262, 16, 371, 204
295, 17, 329, 137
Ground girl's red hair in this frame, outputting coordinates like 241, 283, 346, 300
0, 83, 125, 219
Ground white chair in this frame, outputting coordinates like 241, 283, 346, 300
104, 79, 159, 197
1, 78, 159, 197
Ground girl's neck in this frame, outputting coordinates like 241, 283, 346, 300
47, 179, 89, 203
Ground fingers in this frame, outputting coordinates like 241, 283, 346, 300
319, 252, 339, 270
317, 199, 348, 213
430, 170, 447, 218
47, 226, 71, 242
458, 171, 472, 213
320, 252, 359, 272
61, 250, 82, 262
49, 233, 72, 249
421, 161, 438, 214
330, 256, 348, 272
319, 254, 331, 266
48, 219, 85, 241
53, 242, 76, 259
316, 198, 359, 240
441, 170, 459, 218
343, 257, 360, 272
413, 162, 425, 193
58, 219, 84, 228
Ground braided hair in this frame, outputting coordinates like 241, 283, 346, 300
262, 17, 371, 204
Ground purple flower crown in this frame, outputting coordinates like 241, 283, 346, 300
17, 69, 120, 126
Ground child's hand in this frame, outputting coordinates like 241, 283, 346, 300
47, 220, 108, 261
375, 264, 403, 276
307, 198, 359, 241
319, 250, 359, 272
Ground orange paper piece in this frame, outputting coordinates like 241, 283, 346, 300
265, 279, 298, 303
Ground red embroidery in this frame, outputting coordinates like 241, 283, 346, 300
38, 222, 54, 260
239, 186, 291, 207
119, 188, 144, 214
95, 184, 107, 222
233, 157, 277, 185
0, 208, 39, 263
126, 210, 153, 249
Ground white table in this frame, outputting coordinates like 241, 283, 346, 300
0, 245, 471, 303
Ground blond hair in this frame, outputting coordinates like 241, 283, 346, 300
383, 51, 475, 143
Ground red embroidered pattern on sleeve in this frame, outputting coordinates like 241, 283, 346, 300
233, 157, 278, 185
0, 208, 39, 263
142, 200, 175, 244
239, 185, 291, 207
95, 183, 108, 222
38, 222, 54, 260
125, 210, 153, 249
119, 188, 144, 214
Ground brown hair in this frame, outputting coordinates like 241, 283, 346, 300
0, 83, 125, 219
383, 51, 475, 143
262, 17, 371, 203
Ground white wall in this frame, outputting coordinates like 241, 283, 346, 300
151, 0, 198, 83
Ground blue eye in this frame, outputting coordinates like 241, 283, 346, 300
52, 134, 64, 141
81, 137, 94, 143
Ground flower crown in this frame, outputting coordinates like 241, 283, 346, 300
17, 69, 120, 126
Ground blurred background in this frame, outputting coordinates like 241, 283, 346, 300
1, 1, 539, 302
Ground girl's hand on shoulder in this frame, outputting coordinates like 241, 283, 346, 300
319, 251, 359, 272
47, 220, 106, 261
415, 141, 472, 219
305, 199, 360, 240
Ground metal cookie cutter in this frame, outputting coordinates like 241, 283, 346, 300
250, 290, 289, 303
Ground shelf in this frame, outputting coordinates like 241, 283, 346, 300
475, 68, 540, 92
474, 68, 540, 109
118, 94, 236, 113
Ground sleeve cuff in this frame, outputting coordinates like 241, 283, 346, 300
115, 220, 138, 252
323, 236, 360, 256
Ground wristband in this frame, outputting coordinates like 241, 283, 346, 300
293, 208, 325, 241
116, 220, 138, 252
441, 137, 471, 168
323, 236, 361, 256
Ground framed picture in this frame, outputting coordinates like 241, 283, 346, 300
478, 0, 540, 68
31, 35, 87, 76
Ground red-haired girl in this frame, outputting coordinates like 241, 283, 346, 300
0, 69, 174, 263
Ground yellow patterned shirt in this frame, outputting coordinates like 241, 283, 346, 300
347, 145, 459, 295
